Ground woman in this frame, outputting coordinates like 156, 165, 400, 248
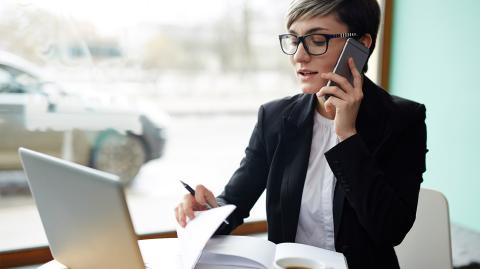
175, 0, 427, 268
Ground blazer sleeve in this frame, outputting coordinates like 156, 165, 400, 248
214, 105, 270, 234
325, 104, 427, 246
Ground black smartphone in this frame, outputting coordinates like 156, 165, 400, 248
324, 38, 369, 100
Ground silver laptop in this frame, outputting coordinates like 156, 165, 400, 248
19, 147, 146, 269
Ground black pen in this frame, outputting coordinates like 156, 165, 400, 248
179, 180, 229, 225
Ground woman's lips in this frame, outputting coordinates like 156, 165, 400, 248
297, 70, 318, 81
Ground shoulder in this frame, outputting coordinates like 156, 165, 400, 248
360, 77, 426, 140
261, 93, 305, 112
389, 94, 426, 126
364, 78, 425, 126
259, 93, 307, 120
254, 93, 311, 135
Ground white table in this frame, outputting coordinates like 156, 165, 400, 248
38, 237, 348, 269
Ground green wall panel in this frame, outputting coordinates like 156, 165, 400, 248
390, 0, 480, 230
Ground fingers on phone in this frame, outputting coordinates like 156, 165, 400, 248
348, 57, 363, 88
348, 57, 355, 67
324, 95, 341, 113
321, 72, 352, 93
322, 85, 347, 99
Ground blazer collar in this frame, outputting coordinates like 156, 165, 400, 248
277, 94, 315, 242
283, 93, 317, 136
283, 76, 391, 137
279, 76, 392, 242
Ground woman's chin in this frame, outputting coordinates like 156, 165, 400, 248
301, 87, 320, 94
299, 81, 326, 94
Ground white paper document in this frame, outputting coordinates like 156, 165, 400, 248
176, 204, 236, 269
139, 238, 182, 268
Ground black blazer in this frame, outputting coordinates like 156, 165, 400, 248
215, 77, 427, 269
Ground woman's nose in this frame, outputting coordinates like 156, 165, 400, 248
293, 42, 310, 63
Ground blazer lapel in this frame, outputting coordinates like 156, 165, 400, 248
279, 94, 316, 242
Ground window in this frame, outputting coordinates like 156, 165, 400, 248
0, 0, 385, 267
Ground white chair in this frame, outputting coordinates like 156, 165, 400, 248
395, 188, 453, 269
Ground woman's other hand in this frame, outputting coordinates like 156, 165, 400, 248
174, 184, 218, 227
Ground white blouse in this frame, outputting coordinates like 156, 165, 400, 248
295, 111, 338, 251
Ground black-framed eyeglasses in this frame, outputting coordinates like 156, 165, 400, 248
278, 33, 359, 56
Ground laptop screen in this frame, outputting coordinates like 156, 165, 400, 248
19, 147, 145, 269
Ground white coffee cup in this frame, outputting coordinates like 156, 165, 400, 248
274, 257, 325, 269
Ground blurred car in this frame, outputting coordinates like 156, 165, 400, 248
0, 50, 168, 185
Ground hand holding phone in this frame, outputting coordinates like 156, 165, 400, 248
324, 38, 369, 100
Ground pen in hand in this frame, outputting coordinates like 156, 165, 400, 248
179, 180, 229, 225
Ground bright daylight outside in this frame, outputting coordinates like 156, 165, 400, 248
0, 0, 296, 254
0, 0, 382, 262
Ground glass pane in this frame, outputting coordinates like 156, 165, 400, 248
0, 0, 383, 258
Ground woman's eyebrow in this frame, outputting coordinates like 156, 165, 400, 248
288, 27, 328, 35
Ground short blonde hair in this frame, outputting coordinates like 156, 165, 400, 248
285, 0, 381, 72
286, 0, 342, 30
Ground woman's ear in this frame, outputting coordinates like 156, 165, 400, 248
360, 33, 373, 49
